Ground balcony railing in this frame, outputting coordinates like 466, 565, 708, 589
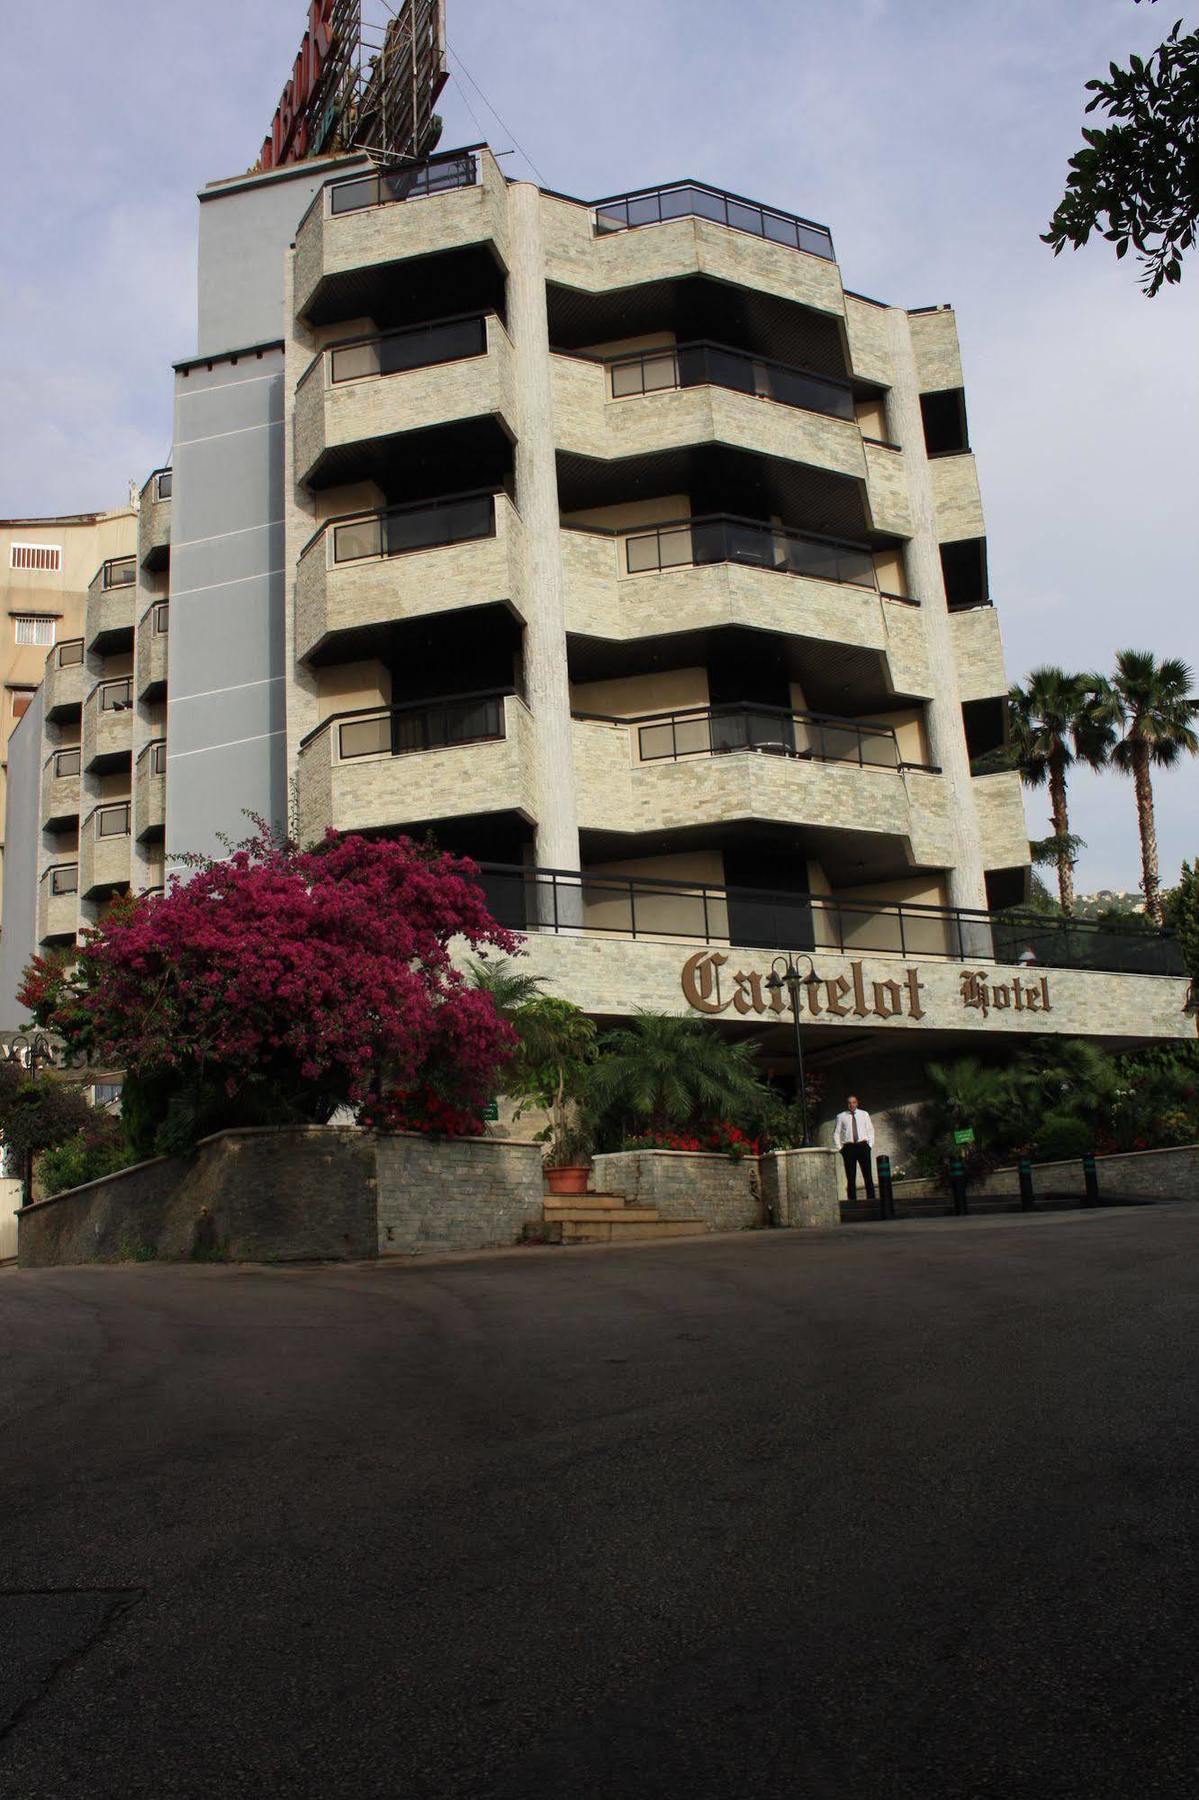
576, 704, 904, 770
300, 312, 489, 392
620, 514, 877, 588
97, 556, 136, 592
325, 149, 480, 218
473, 865, 1189, 977
315, 490, 498, 568
593, 181, 835, 260
605, 341, 854, 422
312, 690, 512, 763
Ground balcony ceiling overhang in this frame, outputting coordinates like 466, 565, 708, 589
301, 244, 508, 331
304, 415, 516, 495
579, 819, 922, 889
556, 444, 874, 543
547, 274, 852, 382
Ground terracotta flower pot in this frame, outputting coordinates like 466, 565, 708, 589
545, 1164, 590, 1196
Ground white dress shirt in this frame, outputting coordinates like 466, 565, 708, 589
833, 1108, 875, 1149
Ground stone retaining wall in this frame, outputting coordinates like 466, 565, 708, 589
891, 1141, 1199, 1205
760, 1149, 842, 1228
16, 1128, 542, 1268
593, 1150, 762, 1231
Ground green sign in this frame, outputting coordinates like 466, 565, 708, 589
482, 1100, 500, 1123
953, 1127, 975, 1146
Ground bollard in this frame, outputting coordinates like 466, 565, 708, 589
1018, 1157, 1035, 1212
949, 1155, 968, 1216
1082, 1150, 1099, 1207
877, 1153, 895, 1221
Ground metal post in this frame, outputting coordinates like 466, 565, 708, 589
1018, 1156, 1035, 1212
877, 1153, 895, 1221
1082, 1151, 1099, 1207
949, 1155, 968, 1216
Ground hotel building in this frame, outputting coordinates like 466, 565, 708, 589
0, 145, 1190, 1152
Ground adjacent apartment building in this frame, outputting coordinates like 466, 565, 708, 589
0, 144, 1190, 1145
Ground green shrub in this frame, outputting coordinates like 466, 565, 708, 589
1034, 1112, 1094, 1163
39, 1131, 133, 1197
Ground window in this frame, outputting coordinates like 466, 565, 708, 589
91, 1081, 122, 1108
57, 640, 84, 667
10, 688, 35, 719
920, 388, 970, 457
10, 543, 61, 573
13, 616, 56, 646
153, 602, 169, 634
50, 865, 78, 896
96, 803, 130, 838
940, 537, 990, 610
99, 679, 133, 711
154, 471, 172, 500
54, 747, 81, 778
149, 741, 167, 774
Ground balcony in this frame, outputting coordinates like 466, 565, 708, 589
593, 182, 835, 259
136, 601, 169, 700
41, 746, 81, 830
79, 802, 131, 899
294, 312, 516, 489
138, 467, 172, 572
296, 691, 536, 843
82, 678, 134, 772
295, 147, 509, 325
296, 491, 524, 662
38, 864, 79, 943
43, 639, 86, 720
573, 710, 947, 867
553, 346, 865, 483
85, 558, 136, 655
476, 864, 1189, 978
135, 740, 166, 840
972, 770, 1030, 872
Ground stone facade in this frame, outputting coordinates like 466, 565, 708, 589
949, 607, 1008, 704
593, 1149, 763, 1231
930, 453, 985, 542
891, 1142, 1199, 1205
760, 1148, 842, 1227
375, 1133, 544, 1254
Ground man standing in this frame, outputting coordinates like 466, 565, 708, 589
833, 1095, 876, 1201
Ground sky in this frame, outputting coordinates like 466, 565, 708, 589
1, 0, 1195, 892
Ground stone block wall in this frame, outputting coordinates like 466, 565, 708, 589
592, 1149, 763, 1231
375, 1133, 544, 1254
760, 1149, 842, 1228
890, 1142, 1199, 1205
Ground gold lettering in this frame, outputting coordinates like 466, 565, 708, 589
850, 961, 870, 1018
872, 979, 904, 1020
960, 970, 990, 1015
992, 984, 1012, 1009
905, 968, 926, 1020
803, 974, 823, 1017
1024, 983, 1041, 1012
823, 974, 852, 1018
1040, 975, 1052, 1013
1012, 983, 1024, 1012
681, 951, 730, 1015
732, 970, 767, 1016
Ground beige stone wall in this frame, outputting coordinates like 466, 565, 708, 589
562, 495, 690, 532
592, 1149, 762, 1231
294, 148, 512, 322
294, 314, 517, 486
950, 606, 1008, 703
134, 755, 165, 837
79, 810, 131, 897
135, 605, 168, 698
38, 878, 78, 943
864, 442, 913, 537
375, 1132, 544, 1255
299, 694, 537, 839
551, 353, 866, 482
571, 666, 708, 717
295, 496, 525, 661
930, 453, 985, 542
43, 652, 87, 719
908, 308, 964, 392
843, 295, 895, 386
314, 661, 391, 720
41, 758, 81, 827
972, 771, 1031, 872
540, 197, 845, 320
81, 684, 133, 770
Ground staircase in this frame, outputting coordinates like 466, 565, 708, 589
532, 1191, 707, 1246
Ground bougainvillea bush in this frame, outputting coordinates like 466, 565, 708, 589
19, 831, 518, 1155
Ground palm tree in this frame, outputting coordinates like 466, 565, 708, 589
466, 955, 546, 1017
1007, 669, 1114, 912
585, 1013, 767, 1141
1094, 652, 1199, 924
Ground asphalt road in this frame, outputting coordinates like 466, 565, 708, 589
2, 1206, 1197, 1799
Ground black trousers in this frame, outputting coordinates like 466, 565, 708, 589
841, 1141, 874, 1200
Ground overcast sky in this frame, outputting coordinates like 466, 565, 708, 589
2, 0, 1195, 891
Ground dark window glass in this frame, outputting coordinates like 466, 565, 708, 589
941, 537, 989, 609
58, 641, 84, 666
920, 388, 970, 456
50, 866, 78, 896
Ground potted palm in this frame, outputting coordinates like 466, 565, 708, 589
503, 996, 598, 1196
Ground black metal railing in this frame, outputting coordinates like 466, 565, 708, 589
97, 678, 133, 712
327, 149, 479, 217
622, 514, 877, 588
55, 639, 84, 667
311, 690, 512, 763
593, 181, 835, 260
97, 556, 136, 591
319, 491, 498, 567
606, 341, 854, 421
579, 704, 902, 770
306, 312, 488, 389
46, 864, 79, 897
472, 865, 1188, 977
52, 748, 81, 778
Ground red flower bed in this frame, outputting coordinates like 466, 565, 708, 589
620, 1121, 761, 1160
360, 1087, 485, 1138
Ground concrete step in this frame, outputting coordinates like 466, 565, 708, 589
553, 1217, 708, 1245
543, 1205, 661, 1225
542, 1193, 627, 1212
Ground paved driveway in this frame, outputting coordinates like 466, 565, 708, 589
2, 1206, 1197, 1798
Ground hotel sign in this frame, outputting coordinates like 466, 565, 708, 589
681, 951, 1053, 1024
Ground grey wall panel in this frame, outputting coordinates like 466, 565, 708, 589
0, 692, 46, 1030
196, 158, 370, 357
166, 348, 287, 871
